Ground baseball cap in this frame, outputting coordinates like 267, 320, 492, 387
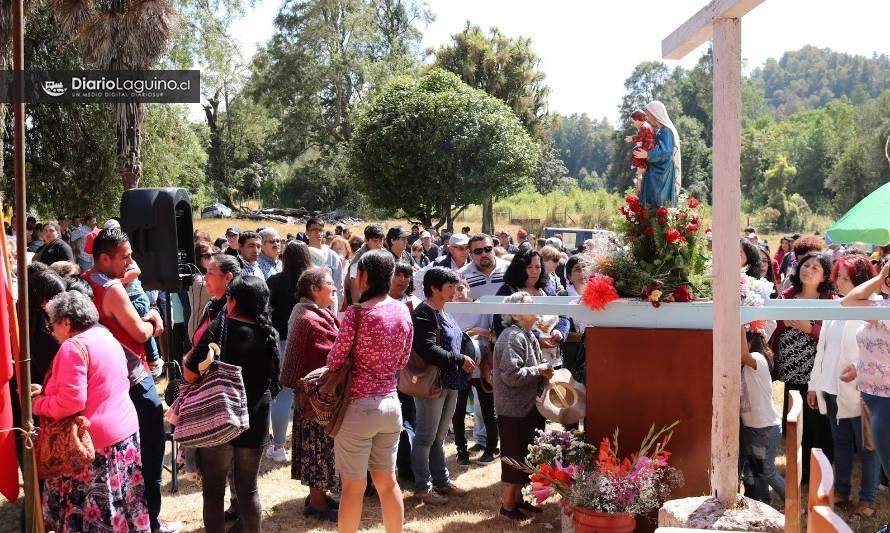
517, 229, 528, 239
420, 230, 431, 239
225, 226, 241, 236
448, 233, 469, 247
103, 219, 121, 230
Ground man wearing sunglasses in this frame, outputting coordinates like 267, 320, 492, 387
258, 227, 283, 278
452, 234, 507, 465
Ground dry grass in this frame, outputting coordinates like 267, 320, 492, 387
2, 369, 884, 532
0, 414, 561, 533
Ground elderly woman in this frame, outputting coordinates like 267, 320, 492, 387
280, 267, 341, 521
633, 100, 681, 208
770, 250, 835, 482
410, 267, 474, 505
808, 254, 879, 517
32, 290, 150, 532
328, 250, 413, 533
493, 291, 554, 521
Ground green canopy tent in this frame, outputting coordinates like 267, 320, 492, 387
827, 182, 890, 245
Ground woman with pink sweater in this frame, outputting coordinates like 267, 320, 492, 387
32, 290, 150, 532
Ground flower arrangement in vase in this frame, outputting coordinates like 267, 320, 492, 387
505, 422, 683, 532
594, 193, 711, 307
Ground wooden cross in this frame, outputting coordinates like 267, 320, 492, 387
662, 0, 766, 507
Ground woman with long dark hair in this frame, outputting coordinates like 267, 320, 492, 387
493, 249, 569, 367
740, 238, 764, 279
769, 250, 835, 482
265, 240, 313, 462
185, 275, 281, 533
328, 250, 412, 533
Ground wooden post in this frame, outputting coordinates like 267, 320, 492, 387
710, 17, 743, 507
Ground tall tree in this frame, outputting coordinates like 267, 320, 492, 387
430, 22, 552, 232
49, 0, 178, 190
349, 69, 537, 231
249, 0, 430, 210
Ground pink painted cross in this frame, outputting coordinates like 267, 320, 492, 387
662, 0, 766, 507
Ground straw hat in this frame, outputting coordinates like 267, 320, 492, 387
536, 368, 586, 425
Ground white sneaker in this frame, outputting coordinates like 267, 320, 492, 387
153, 519, 183, 533
265, 445, 287, 462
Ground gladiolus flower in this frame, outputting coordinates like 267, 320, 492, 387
656, 206, 668, 218
676, 212, 687, 220
685, 223, 699, 233
644, 226, 654, 237
687, 197, 700, 209
625, 194, 639, 205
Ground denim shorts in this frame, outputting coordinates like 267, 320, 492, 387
334, 394, 402, 480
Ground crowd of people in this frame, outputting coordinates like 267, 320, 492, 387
739, 229, 890, 521
9, 210, 890, 531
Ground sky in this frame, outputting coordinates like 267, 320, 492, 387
225, 0, 890, 124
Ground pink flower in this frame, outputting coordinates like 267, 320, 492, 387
134, 512, 151, 531
109, 472, 123, 492
531, 482, 554, 504
125, 445, 137, 463
131, 469, 144, 486
84, 501, 102, 524
113, 512, 129, 533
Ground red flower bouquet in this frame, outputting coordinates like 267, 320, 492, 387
597, 193, 710, 306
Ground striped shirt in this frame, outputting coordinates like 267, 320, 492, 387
458, 258, 509, 297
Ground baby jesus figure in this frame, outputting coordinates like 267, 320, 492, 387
624, 109, 656, 193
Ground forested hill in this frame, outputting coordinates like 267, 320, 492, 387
750, 45, 890, 117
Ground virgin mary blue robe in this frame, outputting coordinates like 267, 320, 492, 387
640, 126, 677, 208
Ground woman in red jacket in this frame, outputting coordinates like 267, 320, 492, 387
280, 267, 341, 521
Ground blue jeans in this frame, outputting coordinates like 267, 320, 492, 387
129, 375, 165, 530
268, 340, 293, 447
740, 424, 785, 502
130, 290, 160, 363
270, 387, 294, 447
411, 389, 458, 492
824, 393, 880, 502
861, 393, 890, 488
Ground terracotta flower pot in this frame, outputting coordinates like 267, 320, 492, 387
572, 507, 636, 533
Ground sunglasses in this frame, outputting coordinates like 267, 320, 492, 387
471, 246, 494, 255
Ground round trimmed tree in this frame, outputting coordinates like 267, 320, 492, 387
348, 68, 538, 230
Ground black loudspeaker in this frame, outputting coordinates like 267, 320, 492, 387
120, 188, 195, 291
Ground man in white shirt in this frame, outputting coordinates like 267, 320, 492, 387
70, 214, 98, 271
412, 233, 470, 300
306, 217, 344, 309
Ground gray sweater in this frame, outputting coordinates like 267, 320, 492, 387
492, 324, 545, 417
